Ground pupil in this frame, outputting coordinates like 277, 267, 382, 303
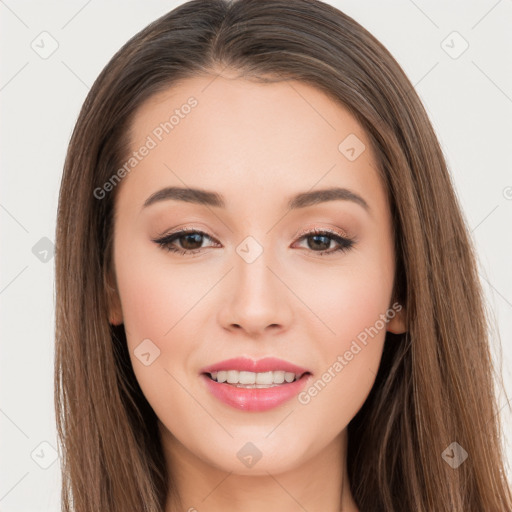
309, 234, 330, 251
181, 233, 203, 250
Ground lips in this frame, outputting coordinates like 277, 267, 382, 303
199, 356, 310, 375
199, 357, 313, 412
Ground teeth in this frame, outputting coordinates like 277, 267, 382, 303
208, 370, 301, 386
239, 371, 256, 384
273, 371, 285, 384
227, 370, 239, 384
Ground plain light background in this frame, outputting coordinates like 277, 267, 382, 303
1, 0, 511, 510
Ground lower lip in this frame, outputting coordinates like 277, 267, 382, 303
201, 373, 312, 412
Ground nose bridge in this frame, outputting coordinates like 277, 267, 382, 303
220, 232, 293, 333
233, 234, 279, 302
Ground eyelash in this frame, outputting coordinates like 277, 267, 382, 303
152, 227, 355, 257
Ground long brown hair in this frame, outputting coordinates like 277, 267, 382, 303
54, 0, 512, 510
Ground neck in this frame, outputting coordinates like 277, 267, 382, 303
160, 423, 359, 512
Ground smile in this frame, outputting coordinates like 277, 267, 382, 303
200, 357, 313, 412
208, 370, 304, 387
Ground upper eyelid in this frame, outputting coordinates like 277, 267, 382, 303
294, 226, 351, 240
157, 227, 351, 242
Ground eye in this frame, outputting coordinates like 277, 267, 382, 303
153, 227, 355, 256
293, 228, 355, 256
153, 229, 219, 256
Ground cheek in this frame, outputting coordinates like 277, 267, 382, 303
299, 245, 394, 352
114, 235, 200, 346
295, 245, 395, 425
117, 269, 174, 346
314, 269, 390, 380
113, 239, 219, 391
295, 289, 389, 437
113, 247, 199, 425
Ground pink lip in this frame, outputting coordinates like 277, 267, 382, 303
200, 357, 310, 375
199, 357, 312, 412
201, 373, 312, 412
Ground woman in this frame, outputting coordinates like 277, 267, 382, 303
54, 0, 512, 510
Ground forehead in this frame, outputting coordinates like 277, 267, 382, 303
115, 74, 385, 217
130, 74, 364, 149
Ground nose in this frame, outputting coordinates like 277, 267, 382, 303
217, 243, 294, 336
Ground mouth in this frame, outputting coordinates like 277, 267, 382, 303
200, 369, 313, 412
199, 356, 313, 411
204, 370, 310, 388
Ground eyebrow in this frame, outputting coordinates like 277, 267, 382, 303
142, 186, 370, 212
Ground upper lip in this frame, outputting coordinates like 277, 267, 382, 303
200, 357, 311, 376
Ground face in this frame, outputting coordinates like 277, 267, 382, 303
107, 73, 405, 475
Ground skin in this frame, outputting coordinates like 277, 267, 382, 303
107, 71, 406, 512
